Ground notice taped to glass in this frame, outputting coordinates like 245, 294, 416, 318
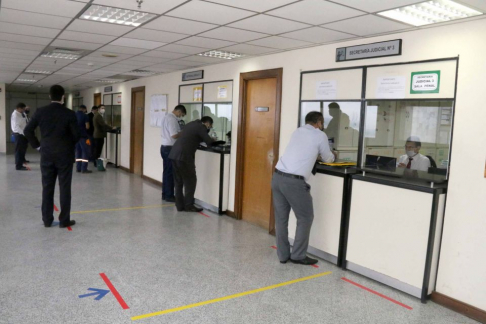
336, 39, 402, 62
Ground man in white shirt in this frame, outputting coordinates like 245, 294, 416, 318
160, 105, 186, 202
397, 136, 430, 172
272, 111, 335, 265
11, 102, 28, 171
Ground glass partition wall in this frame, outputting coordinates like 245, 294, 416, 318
299, 58, 458, 181
179, 80, 233, 142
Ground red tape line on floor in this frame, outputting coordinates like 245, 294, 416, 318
199, 212, 210, 218
67, 226, 72, 231
100, 273, 129, 310
341, 277, 412, 310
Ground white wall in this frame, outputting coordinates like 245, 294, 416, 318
79, 19, 486, 311
0, 83, 5, 153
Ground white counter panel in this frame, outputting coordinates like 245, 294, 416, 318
289, 173, 344, 261
347, 180, 432, 289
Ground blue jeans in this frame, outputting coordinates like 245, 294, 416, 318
160, 145, 174, 199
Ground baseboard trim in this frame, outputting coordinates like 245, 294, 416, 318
225, 210, 237, 218
431, 292, 486, 324
141, 175, 162, 187
119, 166, 130, 173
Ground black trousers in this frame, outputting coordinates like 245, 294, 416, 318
41, 159, 73, 226
14, 133, 28, 169
172, 159, 197, 210
160, 145, 174, 199
94, 138, 105, 160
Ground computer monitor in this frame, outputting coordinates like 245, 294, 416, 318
364, 155, 397, 171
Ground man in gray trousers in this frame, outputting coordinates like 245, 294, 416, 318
272, 111, 335, 265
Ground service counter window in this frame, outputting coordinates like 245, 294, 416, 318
179, 80, 233, 142
103, 93, 122, 127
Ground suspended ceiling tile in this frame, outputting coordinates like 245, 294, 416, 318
267, 0, 365, 25
199, 27, 269, 43
0, 8, 72, 29
228, 14, 310, 35
110, 38, 167, 50
67, 19, 135, 36
322, 15, 410, 36
247, 36, 312, 49
203, 0, 300, 13
281, 26, 357, 43
57, 31, 118, 44
175, 36, 235, 49
0, 48, 40, 57
177, 55, 228, 64
219, 44, 278, 55
458, 0, 486, 12
51, 39, 101, 51
125, 55, 172, 64
141, 50, 188, 60
0, 33, 52, 46
0, 40, 46, 51
148, 63, 195, 72
0, 22, 60, 38
124, 28, 188, 43
157, 44, 208, 55
168, 1, 255, 25
336, 0, 428, 13
1, 0, 87, 18
163, 60, 204, 67
143, 16, 217, 35
92, 0, 188, 14
97, 45, 148, 55
83, 52, 135, 62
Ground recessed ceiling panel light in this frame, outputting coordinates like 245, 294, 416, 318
16, 79, 37, 83
96, 79, 122, 83
378, 0, 482, 26
197, 50, 244, 60
80, 5, 157, 27
26, 70, 52, 75
126, 69, 156, 75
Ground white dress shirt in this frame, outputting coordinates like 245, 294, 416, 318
276, 124, 335, 181
160, 112, 181, 146
11, 110, 27, 135
397, 153, 431, 171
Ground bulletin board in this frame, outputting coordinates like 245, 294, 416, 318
150, 94, 168, 127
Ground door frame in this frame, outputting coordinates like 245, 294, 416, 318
234, 68, 283, 234
130, 86, 145, 174
94, 93, 101, 106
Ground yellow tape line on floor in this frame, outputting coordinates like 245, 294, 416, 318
71, 204, 174, 215
131, 271, 332, 321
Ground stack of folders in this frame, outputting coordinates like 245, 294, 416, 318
319, 161, 357, 167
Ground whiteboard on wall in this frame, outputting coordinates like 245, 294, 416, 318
366, 60, 457, 99
150, 94, 168, 127
302, 68, 363, 100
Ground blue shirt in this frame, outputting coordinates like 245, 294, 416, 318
76, 111, 89, 138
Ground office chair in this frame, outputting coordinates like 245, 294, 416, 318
426, 155, 438, 168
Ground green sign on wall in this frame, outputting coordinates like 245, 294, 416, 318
410, 70, 440, 94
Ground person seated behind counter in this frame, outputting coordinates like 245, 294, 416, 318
397, 136, 430, 171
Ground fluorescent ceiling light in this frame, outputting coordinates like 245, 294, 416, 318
41, 52, 81, 60
80, 5, 156, 27
378, 0, 482, 26
16, 79, 37, 83
26, 70, 52, 75
198, 50, 244, 60
127, 69, 157, 75
96, 79, 121, 83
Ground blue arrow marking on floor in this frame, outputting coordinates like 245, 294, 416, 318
79, 288, 110, 301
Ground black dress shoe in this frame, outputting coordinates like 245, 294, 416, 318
60, 220, 76, 228
280, 258, 290, 264
82, 170, 92, 174
16, 167, 28, 171
24, 160, 30, 163
184, 205, 203, 212
44, 223, 53, 228
176, 208, 184, 212
165, 197, 175, 202
290, 256, 318, 265
76, 170, 81, 173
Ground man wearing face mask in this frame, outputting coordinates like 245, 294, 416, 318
397, 136, 430, 171
24, 85, 80, 228
160, 105, 186, 202
93, 104, 115, 168
11, 102, 29, 170
272, 111, 335, 266
169, 116, 215, 212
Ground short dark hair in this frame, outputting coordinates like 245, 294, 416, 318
16, 102, 26, 109
201, 116, 213, 125
305, 111, 324, 125
91, 105, 99, 111
79, 105, 87, 110
328, 102, 340, 109
174, 104, 187, 114
49, 85, 65, 101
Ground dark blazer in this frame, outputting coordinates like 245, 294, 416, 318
93, 112, 112, 139
24, 102, 80, 163
169, 119, 214, 162
87, 112, 95, 137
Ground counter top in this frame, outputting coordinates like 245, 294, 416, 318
315, 163, 357, 177
198, 145, 231, 154
352, 171, 447, 193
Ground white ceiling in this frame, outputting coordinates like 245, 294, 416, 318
0, 0, 484, 92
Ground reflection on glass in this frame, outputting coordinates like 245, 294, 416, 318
113, 105, 121, 127
73, 98, 83, 110
300, 101, 361, 162
363, 100, 453, 180
103, 105, 113, 125
180, 103, 202, 125
203, 103, 232, 141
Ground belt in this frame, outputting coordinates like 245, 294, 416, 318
275, 169, 304, 180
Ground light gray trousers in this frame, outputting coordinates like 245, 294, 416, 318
271, 172, 314, 261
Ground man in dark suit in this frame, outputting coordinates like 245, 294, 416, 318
87, 106, 98, 167
169, 117, 214, 212
24, 85, 80, 228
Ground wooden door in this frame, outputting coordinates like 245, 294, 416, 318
130, 87, 145, 176
236, 69, 282, 232
94, 93, 101, 107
